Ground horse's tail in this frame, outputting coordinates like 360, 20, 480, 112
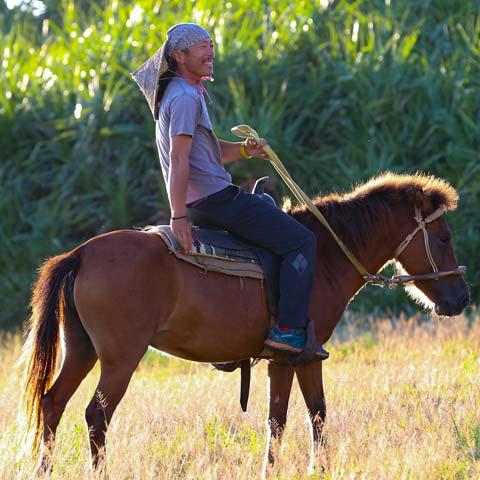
20, 250, 81, 454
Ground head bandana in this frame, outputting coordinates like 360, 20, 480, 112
131, 23, 212, 120
165, 23, 211, 57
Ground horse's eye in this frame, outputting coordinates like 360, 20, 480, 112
438, 235, 450, 245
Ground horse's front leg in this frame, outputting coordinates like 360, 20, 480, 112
295, 361, 326, 475
263, 361, 294, 473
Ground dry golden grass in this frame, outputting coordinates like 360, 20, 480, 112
1, 313, 479, 479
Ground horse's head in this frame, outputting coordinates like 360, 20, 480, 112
394, 187, 470, 316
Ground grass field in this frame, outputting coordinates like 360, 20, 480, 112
0, 312, 479, 479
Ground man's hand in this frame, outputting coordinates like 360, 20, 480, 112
170, 217, 193, 253
245, 137, 269, 160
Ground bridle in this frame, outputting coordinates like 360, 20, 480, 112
363, 204, 466, 288
394, 205, 447, 273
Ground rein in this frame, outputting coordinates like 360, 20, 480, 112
231, 124, 466, 288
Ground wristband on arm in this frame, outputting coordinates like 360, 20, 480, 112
240, 141, 252, 159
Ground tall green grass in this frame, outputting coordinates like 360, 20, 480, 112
1, 0, 479, 329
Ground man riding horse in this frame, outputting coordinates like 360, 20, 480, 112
132, 23, 329, 360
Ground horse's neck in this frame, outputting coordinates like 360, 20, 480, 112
345, 202, 412, 284
311, 203, 412, 341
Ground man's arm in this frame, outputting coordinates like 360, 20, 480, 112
169, 134, 193, 253
218, 138, 269, 164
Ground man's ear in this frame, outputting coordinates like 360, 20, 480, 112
171, 50, 185, 65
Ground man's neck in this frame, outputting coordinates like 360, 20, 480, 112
175, 69, 212, 103
176, 67, 203, 84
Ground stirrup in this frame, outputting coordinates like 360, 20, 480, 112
288, 319, 326, 367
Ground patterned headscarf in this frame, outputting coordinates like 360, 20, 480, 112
165, 23, 211, 57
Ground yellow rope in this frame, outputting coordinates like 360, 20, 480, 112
231, 124, 371, 279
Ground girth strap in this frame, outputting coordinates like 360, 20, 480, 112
240, 359, 251, 412
212, 359, 259, 412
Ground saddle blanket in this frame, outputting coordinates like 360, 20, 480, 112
147, 225, 265, 280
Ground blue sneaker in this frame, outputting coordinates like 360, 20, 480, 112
264, 325, 329, 360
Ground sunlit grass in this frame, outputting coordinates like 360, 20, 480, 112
1, 313, 479, 478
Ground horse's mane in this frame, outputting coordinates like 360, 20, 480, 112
285, 171, 458, 255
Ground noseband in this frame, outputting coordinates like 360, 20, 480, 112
364, 204, 466, 288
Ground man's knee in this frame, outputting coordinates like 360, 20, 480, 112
301, 228, 317, 253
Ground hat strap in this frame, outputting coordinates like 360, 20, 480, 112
178, 75, 212, 103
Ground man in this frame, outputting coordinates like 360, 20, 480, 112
132, 23, 328, 360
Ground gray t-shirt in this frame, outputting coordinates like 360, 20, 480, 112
155, 77, 232, 204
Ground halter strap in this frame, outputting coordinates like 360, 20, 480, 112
394, 205, 447, 272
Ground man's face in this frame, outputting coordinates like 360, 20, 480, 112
175, 39, 215, 78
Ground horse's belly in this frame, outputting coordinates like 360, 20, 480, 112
148, 309, 270, 363
144, 264, 271, 362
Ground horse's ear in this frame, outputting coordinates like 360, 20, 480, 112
414, 188, 424, 208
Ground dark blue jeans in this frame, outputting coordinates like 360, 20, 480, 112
187, 186, 316, 329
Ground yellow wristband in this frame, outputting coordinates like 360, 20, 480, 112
239, 142, 252, 159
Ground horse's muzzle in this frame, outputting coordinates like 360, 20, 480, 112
434, 290, 470, 316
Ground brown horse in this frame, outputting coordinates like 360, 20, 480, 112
21, 172, 469, 475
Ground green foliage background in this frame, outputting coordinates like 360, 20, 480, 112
1, 0, 479, 330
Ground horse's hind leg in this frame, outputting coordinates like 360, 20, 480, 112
38, 308, 97, 474
296, 361, 326, 475
264, 362, 294, 472
85, 348, 147, 474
